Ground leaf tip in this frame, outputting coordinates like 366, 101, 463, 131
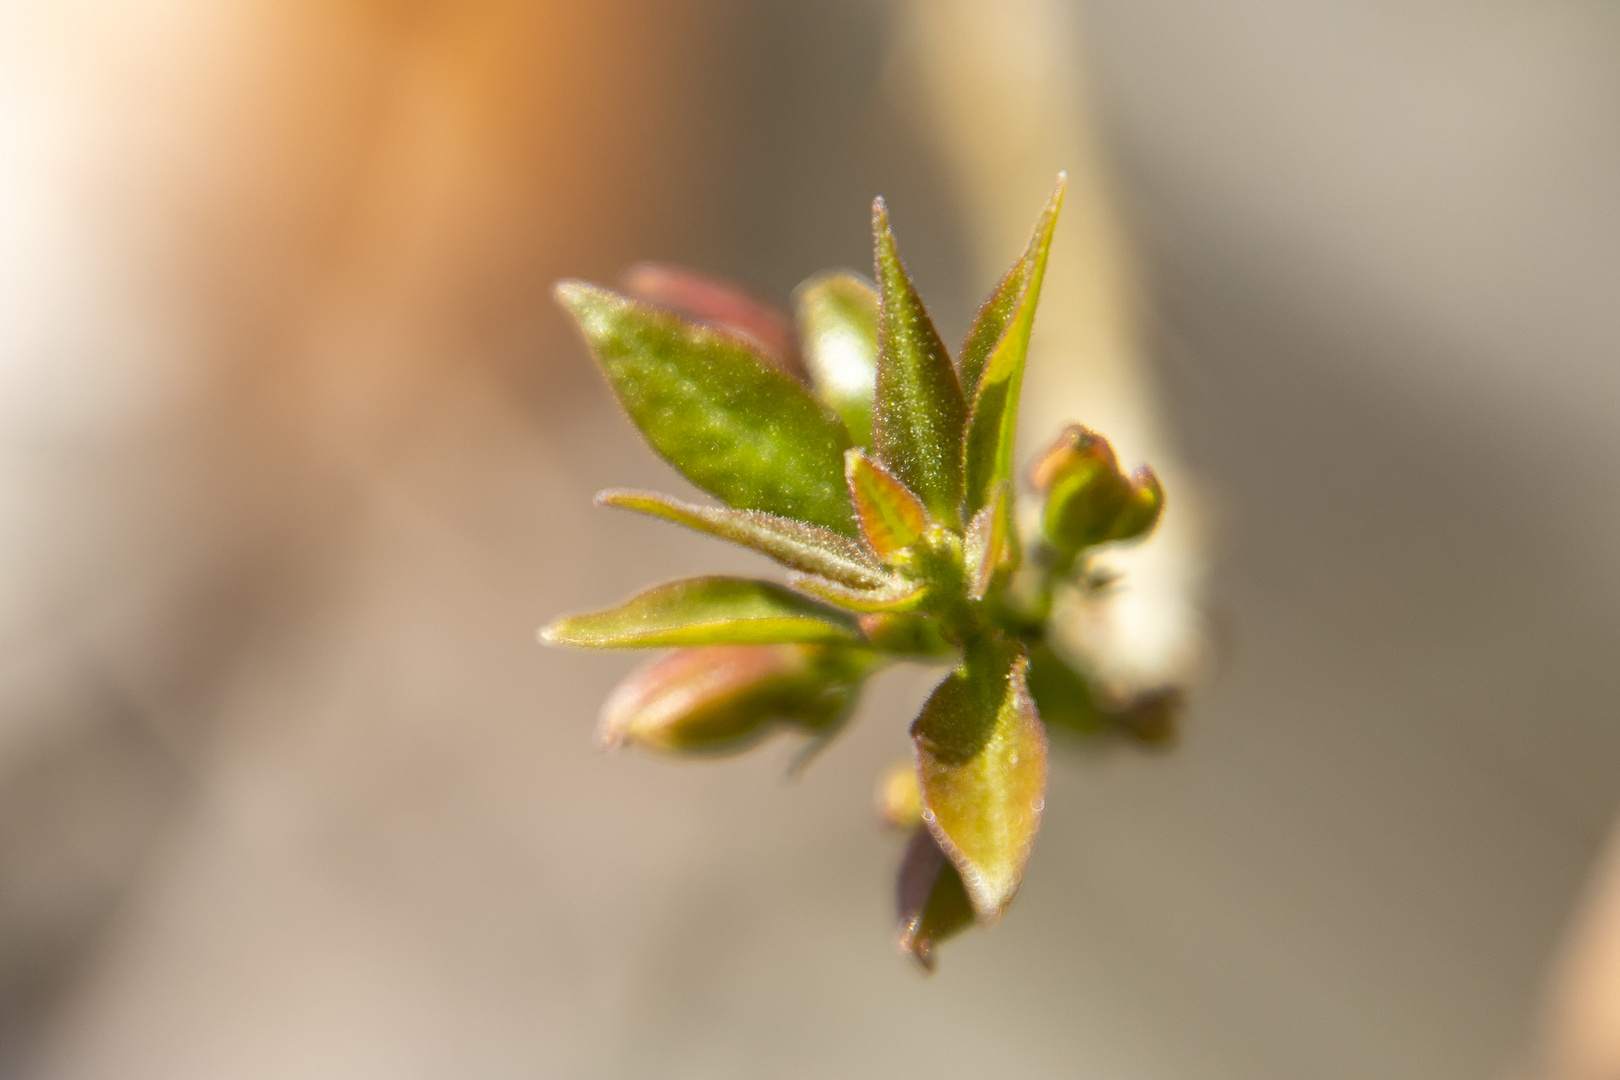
552, 278, 591, 311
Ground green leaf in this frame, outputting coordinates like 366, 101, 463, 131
796, 271, 879, 448
596, 489, 886, 589
1025, 642, 1106, 738
1027, 642, 1182, 746
857, 612, 953, 657
912, 635, 1047, 920
960, 176, 1065, 517
963, 481, 1012, 601
871, 199, 966, 528
787, 572, 929, 614
555, 282, 857, 535
845, 449, 930, 562
598, 643, 874, 754
896, 826, 975, 972
541, 576, 862, 648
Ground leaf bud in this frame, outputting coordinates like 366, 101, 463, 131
1031, 424, 1163, 553
874, 760, 923, 829
597, 644, 873, 754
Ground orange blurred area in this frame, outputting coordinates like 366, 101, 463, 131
2, 1, 1620, 1077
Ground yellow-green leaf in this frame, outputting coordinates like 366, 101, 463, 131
845, 449, 930, 561
796, 271, 878, 448
786, 572, 928, 614
541, 577, 861, 648
596, 489, 886, 589
555, 282, 856, 535
912, 636, 1048, 920
961, 176, 1065, 517
871, 199, 966, 528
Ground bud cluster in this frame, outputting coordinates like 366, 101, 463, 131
543, 177, 1181, 968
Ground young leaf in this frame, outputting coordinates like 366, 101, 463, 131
555, 282, 857, 535
958, 175, 1066, 398
596, 489, 886, 589
787, 572, 929, 614
541, 576, 862, 648
963, 481, 1011, 601
1027, 642, 1182, 746
796, 271, 879, 447
623, 262, 804, 378
912, 636, 1048, 920
598, 643, 871, 754
960, 176, 1066, 516
896, 826, 975, 972
871, 199, 966, 528
1025, 642, 1106, 739
845, 449, 930, 561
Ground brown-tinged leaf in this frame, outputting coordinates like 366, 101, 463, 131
597, 489, 886, 589
912, 636, 1048, 920
896, 826, 975, 972
623, 262, 803, 377
555, 282, 857, 535
796, 271, 879, 447
872, 198, 966, 528
541, 576, 862, 648
598, 643, 873, 754
961, 176, 1065, 517
845, 448, 930, 561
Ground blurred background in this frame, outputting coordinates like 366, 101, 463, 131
1, 1, 1618, 1076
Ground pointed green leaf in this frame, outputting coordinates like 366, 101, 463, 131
871, 199, 966, 528
961, 176, 1065, 516
796, 271, 879, 447
596, 489, 886, 589
845, 449, 930, 561
555, 282, 857, 535
541, 576, 861, 648
598, 643, 873, 754
912, 635, 1048, 920
896, 826, 975, 972
959, 175, 1066, 398
787, 572, 929, 614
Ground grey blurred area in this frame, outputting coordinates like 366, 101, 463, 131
0, 0, 1617, 1077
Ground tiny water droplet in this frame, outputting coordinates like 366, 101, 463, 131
921, 809, 936, 823
1032, 799, 1045, 812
